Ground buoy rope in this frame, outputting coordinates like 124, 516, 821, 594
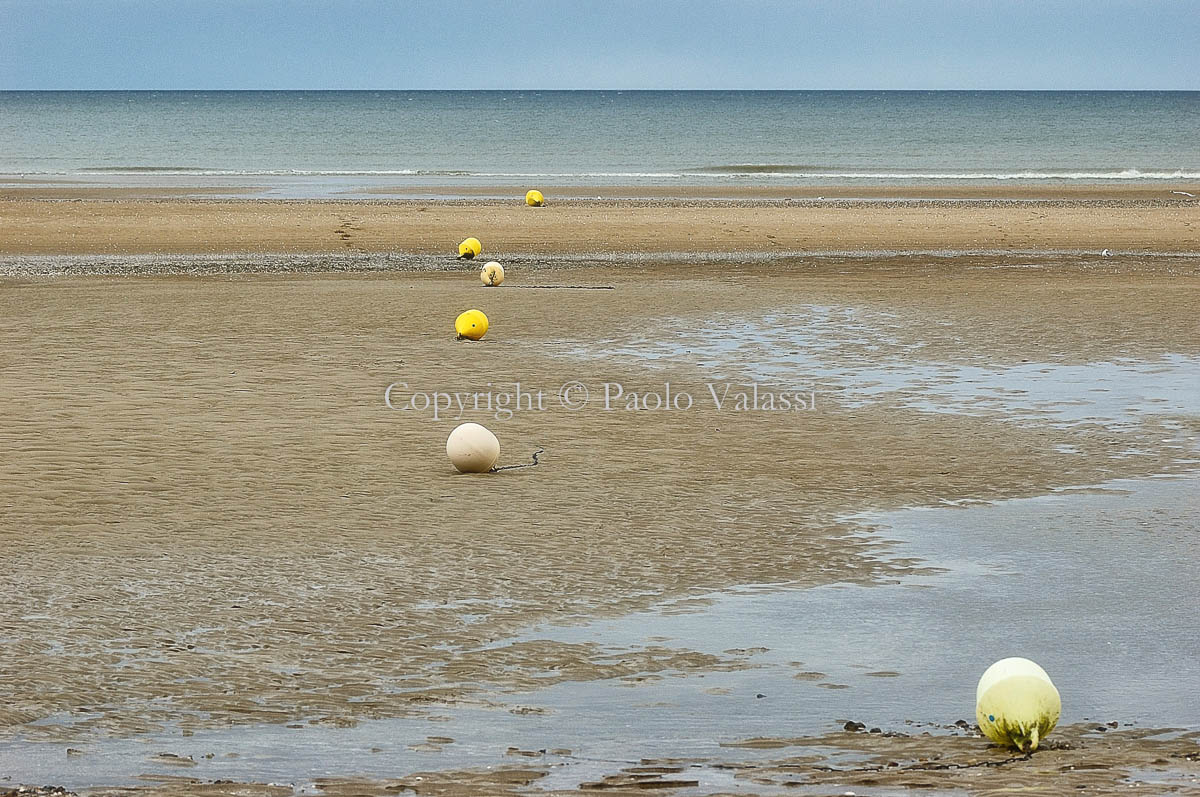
509, 285, 615, 290
491, 446, 544, 472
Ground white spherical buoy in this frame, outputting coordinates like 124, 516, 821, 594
976, 657, 1061, 752
480, 261, 505, 286
446, 422, 500, 473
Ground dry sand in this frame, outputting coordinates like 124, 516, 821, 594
1, 185, 1198, 257
1, 191, 1199, 794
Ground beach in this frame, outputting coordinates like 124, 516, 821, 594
2, 185, 1199, 258
2, 185, 1200, 795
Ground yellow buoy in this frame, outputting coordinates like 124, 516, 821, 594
454, 309, 489, 340
480, 261, 505, 286
446, 422, 500, 473
457, 237, 482, 259
976, 657, 1061, 752
525, 189, 545, 207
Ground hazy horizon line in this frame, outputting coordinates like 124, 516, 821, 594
4, 87, 1198, 93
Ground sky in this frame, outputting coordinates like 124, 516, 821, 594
1, 0, 1197, 90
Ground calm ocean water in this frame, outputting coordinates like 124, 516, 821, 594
2, 91, 1198, 194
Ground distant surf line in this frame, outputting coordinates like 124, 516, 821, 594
17, 167, 1200, 180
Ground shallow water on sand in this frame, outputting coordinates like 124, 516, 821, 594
521, 474, 1200, 728
4, 475, 1196, 790
562, 309, 1200, 429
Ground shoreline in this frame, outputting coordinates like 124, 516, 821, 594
3, 179, 1200, 203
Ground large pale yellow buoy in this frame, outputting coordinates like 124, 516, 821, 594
457, 237, 482, 259
446, 422, 500, 473
976, 657, 1061, 752
480, 261, 505, 286
525, 189, 545, 207
454, 309, 489, 340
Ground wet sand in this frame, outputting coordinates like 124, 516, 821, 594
365, 182, 1200, 202
314, 724, 1200, 796
1, 191, 1199, 794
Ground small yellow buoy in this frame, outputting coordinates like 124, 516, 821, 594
525, 189, 545, 207
457, 237, 482, 259
976, 657, 1061, 752
446, 422, 500, 473
454, 309, 489, 340
480, 261, 505, 286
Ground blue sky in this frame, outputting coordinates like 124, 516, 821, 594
2, 0, 1197, 90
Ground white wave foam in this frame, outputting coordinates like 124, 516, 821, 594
695, 169, 1200, 180
65, 168, 427, 177
3, 167, 1197, 181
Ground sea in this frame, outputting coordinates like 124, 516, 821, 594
1, 90, 1198, 198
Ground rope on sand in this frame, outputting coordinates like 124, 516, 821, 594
491, 446, 545, 472
509, 285, 615, 290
